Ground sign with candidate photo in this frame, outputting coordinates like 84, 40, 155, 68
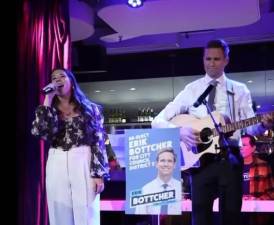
125, 128, 182, 215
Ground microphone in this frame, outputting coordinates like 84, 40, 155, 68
42, 83, 63, 94
193, 81, 217, 108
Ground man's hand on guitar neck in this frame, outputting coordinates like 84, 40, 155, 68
261, 114, 274, 129
180, 126, 201, 149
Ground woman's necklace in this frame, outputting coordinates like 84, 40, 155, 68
59, 104, 75, 118
64, 110, 73, 117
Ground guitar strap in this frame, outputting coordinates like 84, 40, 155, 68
226, 78, 236, 122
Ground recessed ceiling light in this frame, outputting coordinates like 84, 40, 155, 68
256, 105, 261, 109
94, 90, 101, 93
129, 88, 136, 91
247, 80, 253, 83
109, 89, 116, 92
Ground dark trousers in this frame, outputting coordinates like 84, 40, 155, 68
191, 153, 243, 225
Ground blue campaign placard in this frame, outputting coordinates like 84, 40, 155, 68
125, 128, 182, 215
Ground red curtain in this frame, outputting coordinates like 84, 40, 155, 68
16, 0, 71, 224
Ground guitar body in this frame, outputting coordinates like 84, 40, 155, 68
170, 111, 227, 171
170, 110, 273, 171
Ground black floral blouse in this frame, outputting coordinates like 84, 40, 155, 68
31, 105, 109, 179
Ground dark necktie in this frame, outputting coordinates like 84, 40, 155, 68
160, 184, 168, 214
207, 80, 218, 112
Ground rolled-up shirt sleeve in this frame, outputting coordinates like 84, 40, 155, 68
238, 86, 266, 136
152, 88, 190, 128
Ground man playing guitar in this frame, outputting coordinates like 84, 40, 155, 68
152, 39, 273, 225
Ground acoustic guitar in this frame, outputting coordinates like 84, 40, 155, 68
170, 111, 274, 171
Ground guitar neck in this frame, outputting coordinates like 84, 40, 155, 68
213, 112, 273, 135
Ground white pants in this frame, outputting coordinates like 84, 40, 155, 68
46, 146, 100, 225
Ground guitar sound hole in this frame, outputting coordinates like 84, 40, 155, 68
200, 127, 213, 142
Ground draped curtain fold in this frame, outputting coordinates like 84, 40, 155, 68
16, 0, 71, 224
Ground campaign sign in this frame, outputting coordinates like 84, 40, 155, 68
125, 128, 182, 215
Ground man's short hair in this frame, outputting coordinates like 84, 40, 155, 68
205, 39, 230, 59
241, 134, 256, 147
156, 147, 177, 162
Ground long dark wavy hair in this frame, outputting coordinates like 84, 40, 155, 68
51, 68, 102, 140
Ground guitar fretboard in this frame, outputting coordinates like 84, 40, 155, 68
212, 112, 273, 136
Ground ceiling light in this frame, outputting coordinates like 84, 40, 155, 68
256, 105, 261, 109
127, 0, 144, 8
109, 89, 116, 92
128, 88, 136, 91
94, 90, 101, 93
247, 80, 253, 83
